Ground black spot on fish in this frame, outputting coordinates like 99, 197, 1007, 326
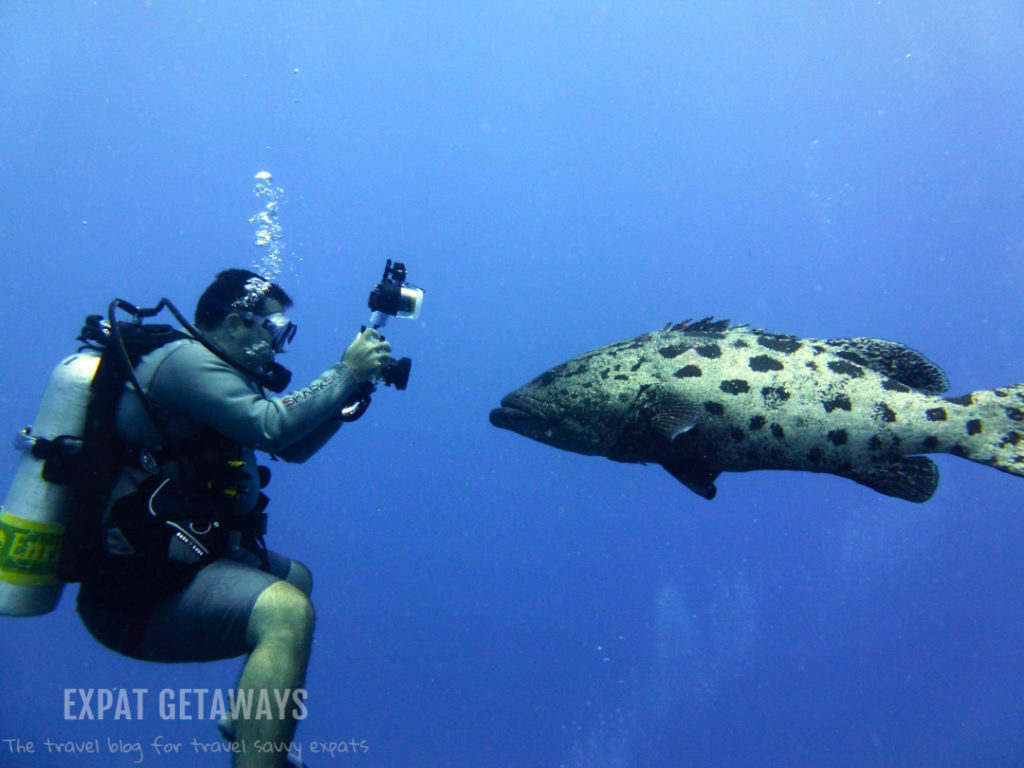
808, 446, 823, 464
572, 364, 594, 378
732, 339, 750, 348
966, 419, 983, 436
538, 371, 557, 386
1006, 408, 1024, 422
761, 386, 791, 407
1002, 431, 1022, 447
827, 429, 848, 446
771, 424, 785, 440
674, 365, 702, 378
995, 389, 1009, 398
925, 408, 947, 421
951, 444, 968, 458
827, 360, 864, 377
749, 355, 784, 372
704, 402, 725, 416
874, 402, 897, 423
923, 436, 939, 450
600, 369, 610, 380
720, 379, 750, 395
823, 394, 852, 413
582, 381, 593, 388
882, 379, 911, 393
757, 335, 802, 354
869, 435, 883, 451
805, 361, 818, 371
813, 345, 826, 354
658, 344, 687, 359
614, 375, 628, 381
945, 394, 974, 407
697, 344, 722, 359
836, 351, 870, 367
749, 415, 766, 430
730, 428, 745, 441
630, 360, 644, 372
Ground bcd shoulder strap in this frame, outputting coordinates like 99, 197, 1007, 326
57, 313, 188, 581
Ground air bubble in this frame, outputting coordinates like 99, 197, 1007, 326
249, 170, 288, 279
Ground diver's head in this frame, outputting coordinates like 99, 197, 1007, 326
195, 269, 296, 374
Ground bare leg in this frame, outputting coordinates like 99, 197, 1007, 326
231, 580, 315, 768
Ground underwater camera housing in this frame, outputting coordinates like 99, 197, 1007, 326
366, 259, 423, 390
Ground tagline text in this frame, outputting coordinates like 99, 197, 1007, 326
2, 736, 368, 763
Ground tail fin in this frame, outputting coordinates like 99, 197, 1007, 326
954, 383, 1024, 477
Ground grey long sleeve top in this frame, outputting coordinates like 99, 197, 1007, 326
114, 338, 359, 514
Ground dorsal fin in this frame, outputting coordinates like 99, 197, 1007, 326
667, 317, 738, 334
824, 337, 949, 394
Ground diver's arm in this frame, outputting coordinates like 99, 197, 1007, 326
275, 416, 345, 463
149, 341, 359, 453
273, 328, 389, 460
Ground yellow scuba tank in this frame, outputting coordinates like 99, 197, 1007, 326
0, 351, 101, 616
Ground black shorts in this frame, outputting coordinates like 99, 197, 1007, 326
77, 547, 310, 663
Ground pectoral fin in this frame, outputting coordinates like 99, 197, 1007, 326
652, 394, 700, 442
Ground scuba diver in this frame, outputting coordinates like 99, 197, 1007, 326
74, 269, 392, 768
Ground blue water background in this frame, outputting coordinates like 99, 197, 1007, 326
2, 3, 1024, 766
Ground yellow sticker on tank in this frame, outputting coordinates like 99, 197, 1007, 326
0, 507, 64, 582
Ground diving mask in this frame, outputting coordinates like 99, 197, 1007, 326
245, 311, 297, 354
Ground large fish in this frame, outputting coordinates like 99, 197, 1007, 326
489, 319, 1024, 502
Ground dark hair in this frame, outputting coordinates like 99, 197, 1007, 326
194, 269, 293, 330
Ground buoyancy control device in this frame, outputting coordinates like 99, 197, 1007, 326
0, 297, 290, 617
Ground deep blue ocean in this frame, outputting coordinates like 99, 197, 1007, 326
2, 3, 1024, 767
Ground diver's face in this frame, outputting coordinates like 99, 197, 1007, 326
221, 298, 286, 373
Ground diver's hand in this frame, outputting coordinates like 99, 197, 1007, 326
342, 328, 392, 383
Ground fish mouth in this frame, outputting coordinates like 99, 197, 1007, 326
489, 393, 552, 434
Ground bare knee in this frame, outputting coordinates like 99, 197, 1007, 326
286, 560, 313, 597
246, 581, 315, 649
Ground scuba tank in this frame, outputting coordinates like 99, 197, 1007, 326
0, 351, 100, 616
0, 297, 301, 618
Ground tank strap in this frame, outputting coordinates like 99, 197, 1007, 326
18, 431, 85, 485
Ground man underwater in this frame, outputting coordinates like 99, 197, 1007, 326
76, 269, 391, 768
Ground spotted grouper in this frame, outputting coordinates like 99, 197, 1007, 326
489, 318, 1024, 502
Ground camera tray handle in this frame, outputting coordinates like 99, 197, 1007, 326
338, 383, 374, 423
